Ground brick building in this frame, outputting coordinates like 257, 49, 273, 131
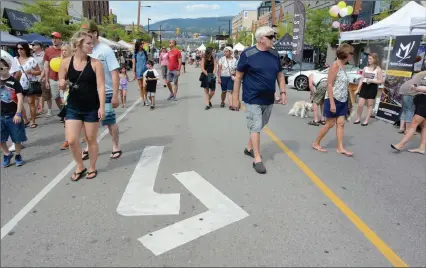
82, 0, 109, 25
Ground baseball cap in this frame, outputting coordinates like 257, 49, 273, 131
30, 40, 42, 46
224, 46, 233, 52
0, 50, 13, 68
51, 32, 62, 39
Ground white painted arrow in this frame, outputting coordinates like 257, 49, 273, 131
116, 146, 180, 216
138, 171, 249, 256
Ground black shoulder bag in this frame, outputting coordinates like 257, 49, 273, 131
57, 58, 90, 118
18, 58, 42, 95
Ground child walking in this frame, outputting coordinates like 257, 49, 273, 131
119, 66, 129, 108
143, 60, 159, 110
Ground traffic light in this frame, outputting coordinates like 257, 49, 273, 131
176, 28, 180, 35
195, 33, 199, 39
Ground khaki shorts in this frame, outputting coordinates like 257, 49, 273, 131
49, 79, 61, 100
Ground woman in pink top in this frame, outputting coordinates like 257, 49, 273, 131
159, 47, 168, 88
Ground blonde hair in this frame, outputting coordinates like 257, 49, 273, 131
70, 30, 92, 53
368, 53, 380, 67
61, 44, 72, 59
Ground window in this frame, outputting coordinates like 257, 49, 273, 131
374, 1, 390, 14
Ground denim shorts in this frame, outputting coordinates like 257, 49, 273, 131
102, 93, 116, 126
400, 95, 415, 122
1, 116, 27, 143
244, 102, 273, 133
65, 106, 99, 123
220, 76, 234, 92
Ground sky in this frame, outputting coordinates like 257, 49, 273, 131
109, 1, 263, 25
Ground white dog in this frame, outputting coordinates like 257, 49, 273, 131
288, 101, 313, 118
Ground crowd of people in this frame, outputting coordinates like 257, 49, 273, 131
1, 23, 425, 177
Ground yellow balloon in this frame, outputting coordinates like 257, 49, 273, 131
337, 1, 346, 8
329, 9, 338, 17
346, 6, 354, 15
49, 57, 61, 73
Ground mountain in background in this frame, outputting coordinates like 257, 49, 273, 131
145, 16, 234, 36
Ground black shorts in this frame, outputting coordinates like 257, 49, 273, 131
182, 62, 186, 66
414, 94, 426, 118
359, 83, 378, 100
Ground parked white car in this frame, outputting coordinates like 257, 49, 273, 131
287, 64, 362, 91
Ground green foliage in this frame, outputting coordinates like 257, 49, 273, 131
305, 8, 338, 52
98, 14, 130, 42
22, 0, 77, 40
275, 22, 293, 39
373, 0, 404, 21
226, 37, 234, 44
155, 40, 169, 49
205, 41, 218, 50
235, 30, 253, 47
0, 18, 10, 32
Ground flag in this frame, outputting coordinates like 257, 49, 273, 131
292, 0, 306, 63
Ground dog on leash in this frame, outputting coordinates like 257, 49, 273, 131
288, 101, 313, 118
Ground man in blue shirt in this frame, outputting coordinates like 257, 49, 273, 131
86, 22, 122, 160
232, 26, 287, 174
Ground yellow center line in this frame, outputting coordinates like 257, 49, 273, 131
241, 105, 408, 267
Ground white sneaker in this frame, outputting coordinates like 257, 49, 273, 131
46, 110, 53, 117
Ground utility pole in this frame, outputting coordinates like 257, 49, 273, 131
271, 0, 276, 27
137, 0, 141, 32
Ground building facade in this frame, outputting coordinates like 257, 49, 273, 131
82, 1, 109, 25
232, 10, 257, 38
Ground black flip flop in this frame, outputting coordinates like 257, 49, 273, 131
361, 123, 368, 126
353, 121, 361, 124
320, 120, 326, 125
391, 144, 401, 152
29, 123, 38, 128
71, 168, 87, 182
308, 121, 320, 126
82, 151, 89, 160
110, 150, 122, 159
86, 170, 98, 180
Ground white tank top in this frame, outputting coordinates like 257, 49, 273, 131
363, 66, 378, 83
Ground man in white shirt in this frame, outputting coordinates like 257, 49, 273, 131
181, 49, 187, 73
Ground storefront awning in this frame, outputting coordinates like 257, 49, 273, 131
3, 8, 38, 32
20, 33, 52, 45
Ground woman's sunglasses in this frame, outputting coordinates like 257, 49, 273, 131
17, 47, 24, 50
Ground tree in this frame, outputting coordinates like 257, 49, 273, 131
98, 14, 131, 42
235, 30, 253, 47
22, 0, 77, 40
305, 8, 338, 52
373, 0, 404, 22
205, 41, 218, 50
0, 18, 10, 32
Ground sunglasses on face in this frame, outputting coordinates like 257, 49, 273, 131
264, 35, 275, 40
349, 52, 355, 55
17, 47, 24, 50
0, 67, 9, 70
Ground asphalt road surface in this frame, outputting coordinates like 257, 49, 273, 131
1, 64, 425, 267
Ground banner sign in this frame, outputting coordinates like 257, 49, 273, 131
292, 0, 306, 63
376, 35, 422, 124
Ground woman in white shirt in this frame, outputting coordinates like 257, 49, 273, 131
15, 42, 41, 128
217, 47, 237, 109
354, 53, 383, 126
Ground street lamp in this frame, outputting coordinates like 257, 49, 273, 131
148, 18, 151, 33
137, 0, 151, 32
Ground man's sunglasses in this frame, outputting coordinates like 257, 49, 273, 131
349, 52, 355, 55
264, 35, 276, 40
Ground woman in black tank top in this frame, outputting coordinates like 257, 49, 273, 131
201, 47, 216, 110
58, 30, 106, 181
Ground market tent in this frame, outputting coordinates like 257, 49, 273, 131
118, 40, 133, 50
234, 42, 245, 52
100, 37, 125, 49
20, 33, 51, 45
274, 33, 314, 51
197, 44, 206, 51
340, 1, 426, 41
0, 31, 26, 46
410, 17, 426, 33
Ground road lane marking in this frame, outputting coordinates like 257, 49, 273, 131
139, 171, 249, 256
116, 146, 180, 216
263, 126, 408, 267
1, 99, 141, 240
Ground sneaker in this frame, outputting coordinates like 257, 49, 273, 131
167, 95, 174, 100
150, 105, 155, 110
244, 148, 254, 158
15, 154, 24, 167
46, 110, 53, 117
2, 153, 13, 168
172, 96, 177, 101
209, 101, 212, 107
205, 106, 211, 110
253, 162, 266, 174
60, 141, 69, 150
8, 143, 15, 152
220, 103, 225, 108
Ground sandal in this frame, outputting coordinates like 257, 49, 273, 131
320, 120, 326, 125
29, 123, 38, 128
82, 150, 89, 160
353, 120, 361, 124
110, 150, 122, 159
24, 122, 30, 128
308, 121, 320, 126
86, 170, 98, 180
71, 168, 87, 182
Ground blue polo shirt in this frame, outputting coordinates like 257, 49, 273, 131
237, 46, 282, 105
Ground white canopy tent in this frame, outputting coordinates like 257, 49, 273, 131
197, 44, 206, 51
118, 40, 133, 51
410, 17, 426, 33
234, 42, 245, 52
340, 1, 426, 41
100, 37, 126, 49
